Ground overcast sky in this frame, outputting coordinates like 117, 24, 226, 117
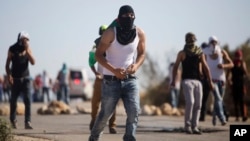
1, 0, 249, 79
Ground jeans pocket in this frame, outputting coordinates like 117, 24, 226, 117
103, 79, 115, 85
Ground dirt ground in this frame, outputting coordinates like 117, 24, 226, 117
14, 135, 52, 141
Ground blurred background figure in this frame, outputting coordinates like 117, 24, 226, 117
203, 36, 233, 126
227, 49, 249, 122
168, 62, 181, 113
199, 42, 213, 121
171, 32, 213, 134
5, 31, 35, 129
33, 74, 42, 102
56, 63, 69, 105
0, 75, 3, 102
41, 70, 52, 103
2, 74, 11, 102
88, 25, 117, 134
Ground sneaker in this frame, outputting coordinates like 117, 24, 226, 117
109, 127, 117, 134
11, 120, 17, 129
192, 128, 202, 135
185, 127, 193, 134
25, 122, 33, 129
221, 120, 227, 126
242, 117, 248, 122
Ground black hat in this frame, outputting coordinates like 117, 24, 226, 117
118, 5, 134, 17
185, 32, 196, 42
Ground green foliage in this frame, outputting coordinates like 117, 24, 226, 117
0, 118, 14, 141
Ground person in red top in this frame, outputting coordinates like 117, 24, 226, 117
33, 74, 43, 102
227, 49, 249, 122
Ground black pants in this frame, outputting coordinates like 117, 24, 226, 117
42, 87, 50, 102
232, 83, 247, 119
10, 78, 31, 123
200, 78, 210, 121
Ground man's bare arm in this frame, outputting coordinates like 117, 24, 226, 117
24, 40, 35, 65
221, 49, 233, 69
242, 61, 249, 76
201, 54, 214, 90
5, 51, 13, 84
126, 27, 146, 74
95, 28, 115, 72
171, 51, 184, 86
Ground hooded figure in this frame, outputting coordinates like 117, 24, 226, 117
116, 5, 136, 45
183, 32, 202, 57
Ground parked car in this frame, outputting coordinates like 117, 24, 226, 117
68, 68, 92, 100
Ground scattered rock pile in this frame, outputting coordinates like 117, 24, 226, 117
0, 103, 25, 116
141, 102, 184, 116
76, 105, 91, 114
37, 101, 71, 115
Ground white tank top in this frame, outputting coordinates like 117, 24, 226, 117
203, 45, 226, 82
103, 27, 139, 75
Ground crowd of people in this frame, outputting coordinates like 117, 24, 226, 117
0, 4, 249, 141
169, 33, 249, 134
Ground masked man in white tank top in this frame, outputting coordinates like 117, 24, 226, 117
203, 36, 234, 126
88, 5, 146, 141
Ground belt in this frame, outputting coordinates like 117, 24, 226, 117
212, 79, 223, 83
212, 79, 225, 85
103, 75, 136, 81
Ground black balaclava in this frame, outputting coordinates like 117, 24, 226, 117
118, 5, 135, 31
116, 5, 136, 45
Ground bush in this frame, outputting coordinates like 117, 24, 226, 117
0, 118, 13, 141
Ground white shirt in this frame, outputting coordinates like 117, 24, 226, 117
42, 73, 50, 88
203, 45, 226, 82
103, 27, 139, 75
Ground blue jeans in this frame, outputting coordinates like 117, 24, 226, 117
212, 81, 226, 122
0, 86, 3, 102
89, 77, 140, 141
10, 77, 32, 123
170, 87, 180, 108
57, 84, 69, 104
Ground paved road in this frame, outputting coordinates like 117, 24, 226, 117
1, 101, 249, 141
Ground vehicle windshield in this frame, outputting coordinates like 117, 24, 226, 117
70, 71, 83, 79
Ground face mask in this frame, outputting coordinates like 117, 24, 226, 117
16, 40, 25, 51
16, 44, 25, 52
119, 16, 134, 31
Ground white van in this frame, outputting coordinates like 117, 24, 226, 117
68, 68, 92, 100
